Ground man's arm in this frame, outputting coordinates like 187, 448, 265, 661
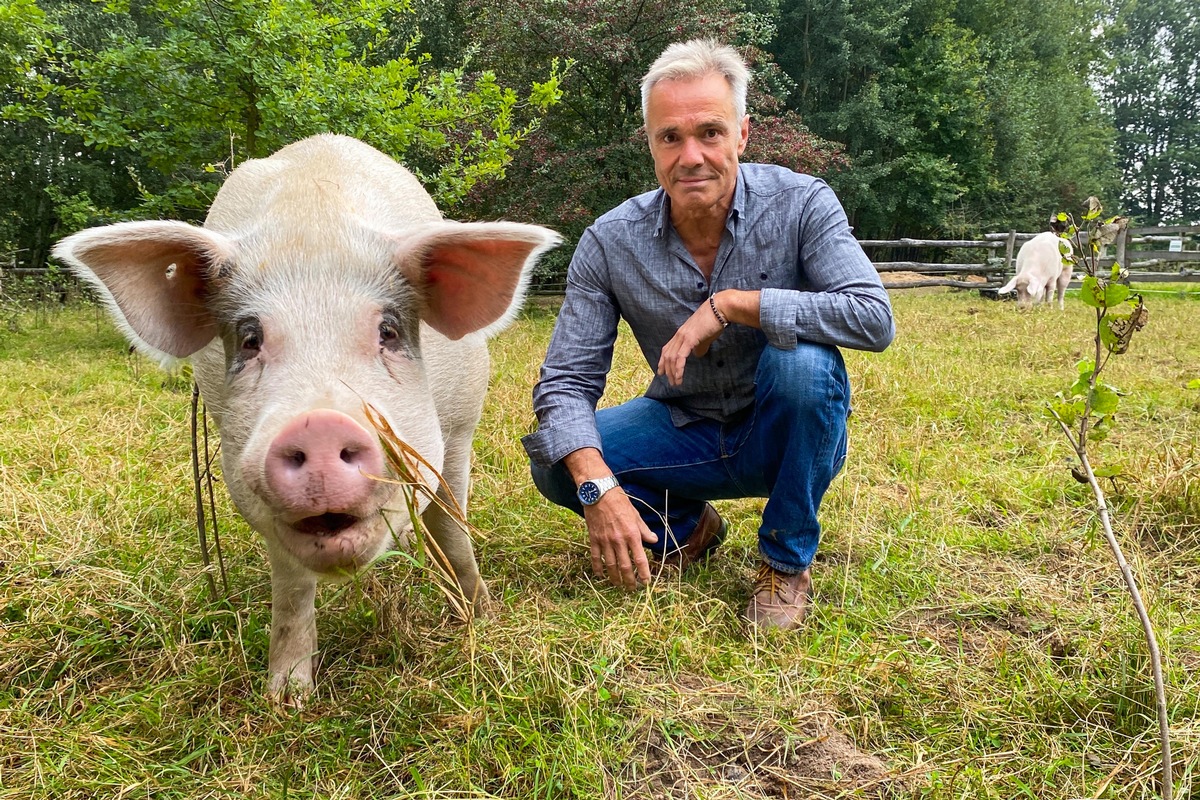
522, 230, 619, 467
658, 179, 892, 386
522, 229, 659, 590
760, 180, 894, 353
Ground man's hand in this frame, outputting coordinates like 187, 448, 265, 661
584, 489, 659, 589
657, 290, 762, 386
657, 297, 726, 387
564, 447, 658, 589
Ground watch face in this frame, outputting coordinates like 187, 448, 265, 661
578, 481, 601, 505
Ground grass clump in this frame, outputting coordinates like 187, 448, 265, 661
0, 290, 1198, 798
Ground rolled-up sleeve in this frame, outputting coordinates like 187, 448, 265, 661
521, 229, 620, 467
758, 181, 894, 353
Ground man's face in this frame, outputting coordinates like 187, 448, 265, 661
645, 72, 749, 220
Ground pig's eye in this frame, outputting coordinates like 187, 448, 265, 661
237, 318, 263, 359
379, 319, 402, 351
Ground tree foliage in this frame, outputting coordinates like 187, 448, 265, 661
0, 0, 145, 270
1102, 0, 1200, 224
3, 0, 1187, 277
967, 0, 1120, 231
771, 0, 1119, 237
452, 0, 848, 276
2, 0, 561, 247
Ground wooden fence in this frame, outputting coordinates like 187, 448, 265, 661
866, 224, 1200, 290
4, 226, 1198, 296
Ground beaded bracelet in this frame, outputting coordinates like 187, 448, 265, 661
708, 295, 729, 328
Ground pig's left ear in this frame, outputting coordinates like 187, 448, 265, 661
396, 221, 561, 340
53, 220, 238, 362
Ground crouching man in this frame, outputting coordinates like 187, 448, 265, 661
521, 39, 894, 629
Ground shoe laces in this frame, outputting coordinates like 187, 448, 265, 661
753, 562, 783, 599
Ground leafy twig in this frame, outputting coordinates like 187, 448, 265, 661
1047, 200, 1171, 798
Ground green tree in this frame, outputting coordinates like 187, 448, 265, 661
964, 0, 1118, 232
0, 0, 144, 271
1102, 0, 1200, 224
455, 0, 848, 285
771, 0, 1118, 237
771, 0, 915, 235
1046, 201, 1171, 799
3, 0, 561, 226
772, 0, 1002, 236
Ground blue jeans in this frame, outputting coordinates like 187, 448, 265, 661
530, 342, 850, 573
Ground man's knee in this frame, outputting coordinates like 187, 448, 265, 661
756, 342, 848, 413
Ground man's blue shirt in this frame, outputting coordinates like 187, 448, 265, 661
522, 163, 895, 467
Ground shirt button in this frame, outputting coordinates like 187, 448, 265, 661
760, 272, 769, 280
696, 281, 705, 289
716, 360, 725, 367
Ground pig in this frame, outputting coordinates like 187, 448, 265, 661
997, 231, 1074, 310
53, 134, 560, 705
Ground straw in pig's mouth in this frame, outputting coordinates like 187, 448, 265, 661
294, 513, 360, 536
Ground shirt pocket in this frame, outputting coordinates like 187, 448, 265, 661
721, 261, 794, 292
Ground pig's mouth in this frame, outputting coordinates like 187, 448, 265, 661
293, 512, 361, 536
272, 507, 391, 575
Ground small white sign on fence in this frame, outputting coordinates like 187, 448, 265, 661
1169, 238, 1184, 252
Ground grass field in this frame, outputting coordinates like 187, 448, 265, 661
1, 288, 1198, 799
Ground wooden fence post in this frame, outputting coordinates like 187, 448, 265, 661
1004, 230, 1017, 274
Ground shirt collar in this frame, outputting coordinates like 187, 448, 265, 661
652, 165, 746, 238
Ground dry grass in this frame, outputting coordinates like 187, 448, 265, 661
1, 287, 1198, 799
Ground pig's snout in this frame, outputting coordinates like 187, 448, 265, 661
264, 410, 386, 530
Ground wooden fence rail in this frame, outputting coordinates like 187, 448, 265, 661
865, 224, 1200, 290
4, 227, 1198, 296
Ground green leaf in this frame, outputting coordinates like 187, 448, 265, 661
1080, 277, 1129, 308
1047, 396, 1083, 426
1099, 320, 1122, 352
1188, 379, 1200, 390
1092, 465, 1122, 478
1089, 384, 1120, 415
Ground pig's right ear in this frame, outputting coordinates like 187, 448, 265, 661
394, 221, 561, 340
53, 221, 237, 362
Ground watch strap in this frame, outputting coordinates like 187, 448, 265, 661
578, 474, 620, 505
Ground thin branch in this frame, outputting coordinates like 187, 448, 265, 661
191, 382, 218, 602
1074, 450, 1174, 800
200, 394, 229, 596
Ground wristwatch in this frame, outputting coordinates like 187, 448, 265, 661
577, 475, 620, 506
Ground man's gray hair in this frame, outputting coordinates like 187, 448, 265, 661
640, 39, 750, 121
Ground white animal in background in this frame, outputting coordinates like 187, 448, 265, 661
54, 134, 560, 705
997, 231, 1074, 309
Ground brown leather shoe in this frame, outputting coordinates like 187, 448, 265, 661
744, 563, 811, 630
658, 503, 726, 571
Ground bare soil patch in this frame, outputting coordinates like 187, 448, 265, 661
625, 710, 905, 798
